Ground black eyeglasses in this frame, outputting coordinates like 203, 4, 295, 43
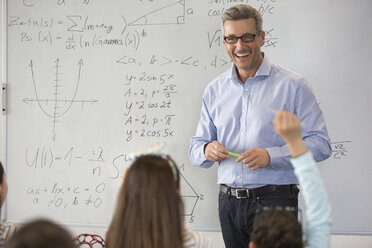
223, 31, 261, 44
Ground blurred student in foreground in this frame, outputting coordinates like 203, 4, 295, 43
107, 154, 213, 248
249, 111, 331, 248
5, 219, 75, 248
0, 161, 17, 246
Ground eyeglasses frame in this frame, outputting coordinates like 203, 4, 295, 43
223, 31, 262, 44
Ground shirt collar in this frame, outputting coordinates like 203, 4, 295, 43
229, 52, 272, 83
255, 52, 271, 77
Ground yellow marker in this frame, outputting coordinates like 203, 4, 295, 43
228, 151, 240, 158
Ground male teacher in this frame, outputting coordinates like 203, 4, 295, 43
188, 4, 332, 248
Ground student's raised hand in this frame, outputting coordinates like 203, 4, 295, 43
273, 110, 307, 157
204, 141, 230, 162
273, 111, 301, 143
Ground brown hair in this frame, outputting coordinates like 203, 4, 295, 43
222, 4, 263, 32
0, 161, 7, 207
5, 219, 75, 248
109, 154, 184, 248
251, 209, 303, 248
0, 161, 4, 185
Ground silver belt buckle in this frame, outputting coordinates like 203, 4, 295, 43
236, 189, 249, 199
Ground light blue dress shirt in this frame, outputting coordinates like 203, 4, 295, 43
291, 152, 331, 248
189, 54, 331, 188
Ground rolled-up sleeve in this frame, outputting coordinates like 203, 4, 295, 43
267, 79, 331, 168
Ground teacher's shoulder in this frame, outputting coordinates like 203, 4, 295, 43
271, 63, 313, 90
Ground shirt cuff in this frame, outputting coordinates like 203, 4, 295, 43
266, 146, 290, 168
193, 142, 214, 168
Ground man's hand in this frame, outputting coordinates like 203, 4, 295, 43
273, 110, 307, 157
236, 148, 270, 170
204, 141, 230, 162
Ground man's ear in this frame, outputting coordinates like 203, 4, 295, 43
259, 30, 265, 47
249, 241, 256, 248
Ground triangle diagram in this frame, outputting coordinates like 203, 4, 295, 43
178, 165, 200, 217
128, 0, 185, 26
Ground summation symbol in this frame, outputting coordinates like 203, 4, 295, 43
26, 58, 97, 141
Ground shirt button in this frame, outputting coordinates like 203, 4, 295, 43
241, 132, 244, 135
237, 176, 241, 179
245, 89, 248, 92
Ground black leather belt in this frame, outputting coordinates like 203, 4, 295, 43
220, 184, 297, 199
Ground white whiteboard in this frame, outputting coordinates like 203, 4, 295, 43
3, 0, 372, 234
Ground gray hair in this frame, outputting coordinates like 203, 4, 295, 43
221, 4, 263, 32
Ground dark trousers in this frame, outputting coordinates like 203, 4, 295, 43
218, 185, 299, 248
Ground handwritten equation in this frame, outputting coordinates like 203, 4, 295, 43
117, 54, 231, 71
207, 0, 276, 17
9, 0, 193, 51
26, 182, 106, 210
121, 72, 178, 142
23, 145, 204, 217
26, 146, 106, 169
331, 141, 351, 160
9, 15, 141, 51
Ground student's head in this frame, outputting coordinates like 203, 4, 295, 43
109, 154, 183, 248
249, 208, 303, 248
0, 161, 8, 207
5, 219, 75, 248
